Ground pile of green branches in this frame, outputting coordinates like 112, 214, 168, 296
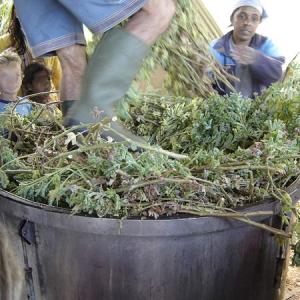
0, 0, 298, 240
124, 78, 300, 154
0, 76, 298, 238
0, 0, 12, 34
123, 75, 300, 217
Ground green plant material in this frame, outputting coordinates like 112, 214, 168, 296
124, 76, 300, 156
122, 74, 300, 222
0, 0, 12, 35
0, 68, 299, 239
137, 0, 231, 97
123, 93, 257, 153
0, 78, 297, 237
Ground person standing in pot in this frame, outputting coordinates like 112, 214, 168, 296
13, 0, 176, 141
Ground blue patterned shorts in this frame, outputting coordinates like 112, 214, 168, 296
14, 0, 148, 57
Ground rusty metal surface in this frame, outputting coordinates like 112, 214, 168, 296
0, 189, 297, 300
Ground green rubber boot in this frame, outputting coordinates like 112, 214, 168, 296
61, 100, 79, 127
64, 28, 149, 143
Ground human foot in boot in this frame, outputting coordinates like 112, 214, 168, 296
64, 28, 149, 144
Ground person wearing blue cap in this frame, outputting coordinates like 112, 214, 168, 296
210, 0, 285, 98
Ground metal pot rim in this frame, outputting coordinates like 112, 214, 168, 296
0, 189, 291, 237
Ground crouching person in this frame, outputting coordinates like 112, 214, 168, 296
210, 0, 285, 98
22, 62, 52, 104
0, 50, 31, 116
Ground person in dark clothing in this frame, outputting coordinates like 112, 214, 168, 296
210, 0, 285, 98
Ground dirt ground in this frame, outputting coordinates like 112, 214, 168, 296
285, 264, 300, 300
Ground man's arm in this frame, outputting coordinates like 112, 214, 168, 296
231, 40, 285, 86
250, 51, 285, 86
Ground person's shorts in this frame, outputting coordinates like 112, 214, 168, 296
14, 0, 148, 57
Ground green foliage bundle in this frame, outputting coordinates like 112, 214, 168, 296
0, 76, 298, 239
138, 0, 231, 97
124, 79, 300, 154
123, 78, 300, 222
0, 0, 12, 34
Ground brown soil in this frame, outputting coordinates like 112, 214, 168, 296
285, 263, 300, 300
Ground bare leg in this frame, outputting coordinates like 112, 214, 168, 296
58, 0, 174, 102
125, 0, 176, 45
65, 0, 176, 142
56, 44, 87, 100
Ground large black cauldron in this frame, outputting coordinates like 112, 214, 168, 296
1, 189, 299, 300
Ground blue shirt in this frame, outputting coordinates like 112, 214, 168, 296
0, 98, 32, 116
210, 31, 285, 98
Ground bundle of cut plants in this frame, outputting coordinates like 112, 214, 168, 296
123, 73, 300, 224
0, 74, 299, 238
135, 0, 232, 97
124, 79, 300, 154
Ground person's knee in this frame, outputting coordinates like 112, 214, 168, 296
57, 45, 87, 79
144, 0, 176, 33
